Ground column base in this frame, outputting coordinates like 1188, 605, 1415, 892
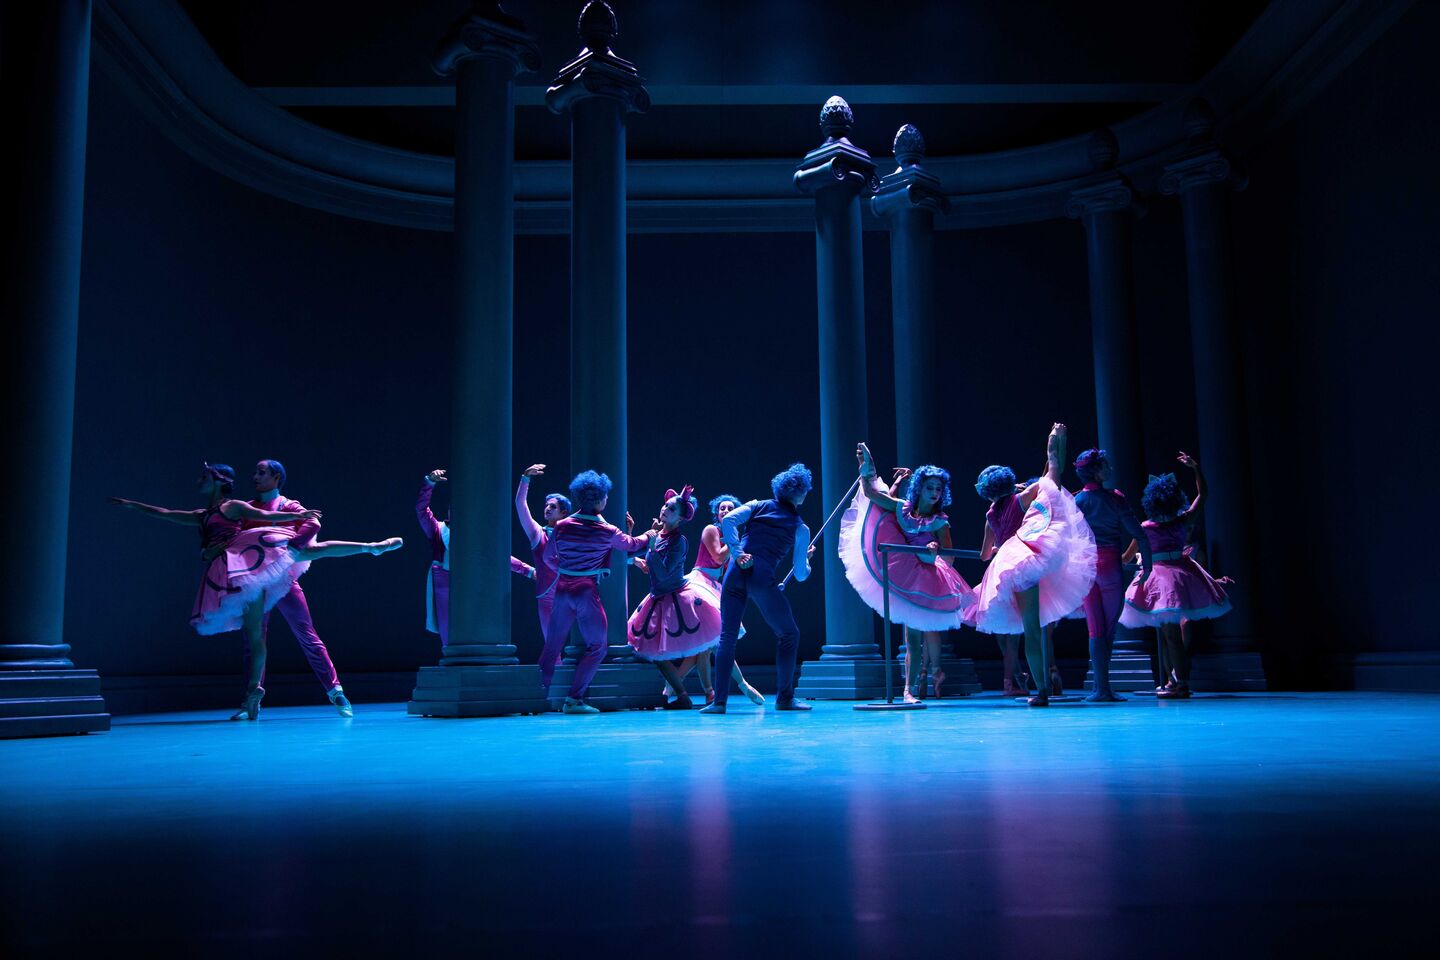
0, 669, 111, 739
794, 658, 983, 700
545, 662, 669, 711
438, 643, 519, 666
407, 665, 548, 717
818, 643, 883, 660
1189, 651, 1268, 692
1084, 652, 1160, 693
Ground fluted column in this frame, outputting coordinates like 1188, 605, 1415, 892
0, 1, 109, 736
1160, 112, 1265, 689
547, 2, 649, 653
795, 96, 878, 661
431, 4, 539, 665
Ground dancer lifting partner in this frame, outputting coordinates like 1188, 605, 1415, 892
840, 444, 975, 703
625, 486, 722, 710
1071, 449, 1153, 702
540, 470, 655, 714
243, 458, 364, 717
701, 463, 816, 715
969, 424, 1097, 706
1120, 453, 1232, 699
417, 469, 536, 649
112, 463, 403, 720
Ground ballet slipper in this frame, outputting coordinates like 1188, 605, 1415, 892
229, 685, 264, 721
369, 537, 404, 556
742, 684, 765, 705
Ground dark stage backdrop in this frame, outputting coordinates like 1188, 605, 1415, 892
71, 1, 1437, 695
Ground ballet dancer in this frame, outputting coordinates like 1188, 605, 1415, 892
540, 470, 655, 714
661, 494, 764, 706
625, 486, 725, 709
1120, 453, 1232, 699
112, 463, 401, 720
840, 444, 975, 703
245, 459, 355, 717
700, 463, 815, 715
514, 464, 571, 662
417, 468, 536, 649
970, 423, 1097, 706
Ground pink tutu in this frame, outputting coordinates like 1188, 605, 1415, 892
1119, 556, 1231, 627
968, 478, 1097, 634
189, 527, 310, 636
837, 490, 975, 631
627, 581, 723, 661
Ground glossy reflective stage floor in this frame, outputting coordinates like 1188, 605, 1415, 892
3, 692, 1438, 957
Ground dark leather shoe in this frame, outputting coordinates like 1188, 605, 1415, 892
774, 699, 812, 711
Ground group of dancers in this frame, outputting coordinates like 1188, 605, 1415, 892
113, 421, 1233, 719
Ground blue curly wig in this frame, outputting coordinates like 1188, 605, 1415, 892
544, 492, 573, 515
568, 470, 612, 511
771, 463, 813, 501
904, 465, 952, 513
1141, 473, 1187, 523
975, 465, 1017, 501
1073, 448, 1108, 484
709, 493, 742, 521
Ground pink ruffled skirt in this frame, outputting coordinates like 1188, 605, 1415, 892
1119, 556, 1231, 627
837, 491, 975, 631
626, 580, 723, 661
967, 478, 1097, 635
189, 527, 310, 636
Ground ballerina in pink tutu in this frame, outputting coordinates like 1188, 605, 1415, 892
970, 423, 1097, 706
625, 486, 723, 709
658, 494, 765, 706
112, 462, 402, 720
840, 443, 975, 703
1119, 453, 1232, 699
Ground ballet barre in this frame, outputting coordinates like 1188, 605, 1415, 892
856, 543, 982, 711
777, 475, 861, 591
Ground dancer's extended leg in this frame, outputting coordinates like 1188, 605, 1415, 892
749, 580, 805, 709
703, 575, 750, 713
290, 537, 403, 560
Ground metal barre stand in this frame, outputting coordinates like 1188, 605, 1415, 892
854, 544, 983, 712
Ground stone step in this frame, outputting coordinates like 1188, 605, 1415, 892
0, 669, 111, 738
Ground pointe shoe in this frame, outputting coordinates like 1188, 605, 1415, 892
663, 693, 694, 710
742, 683, 765, 705
903, 690, 922, 705
1026, 692, 1050, 707
562, 697, 600, 714
230, 685, 265, 721
931, 669, 946, 700
698, 703, 727, 715
327, 685, 354, 718
774, 699, 812, 711
369, 537, 404, 556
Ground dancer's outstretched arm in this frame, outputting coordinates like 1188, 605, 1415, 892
515, 464, 546, 549
1020, 422, 1067, 509
109, 498, 202, 526
720, 501, 758, 568
223, 500, 321, 524
1178, 451, 1207, 519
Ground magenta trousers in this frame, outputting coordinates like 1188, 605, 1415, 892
248, 581, 341, 691
1081, 546, 1125, 642
540, 578, 607, 699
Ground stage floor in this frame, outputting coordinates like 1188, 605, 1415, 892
3, 691, 1438, 956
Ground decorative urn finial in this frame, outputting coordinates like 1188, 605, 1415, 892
893, 124, 925, 167
820, 95, 855, 141
579, 1, 618, 54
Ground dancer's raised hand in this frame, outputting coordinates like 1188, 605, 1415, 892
523, 464, 545, 477
295, 508, 322, 521
625, 512, 635, 533
891, 467, 911, 485
855, 442, 876, 477
1177, 451, 1198, 470
426, 469, 447, 484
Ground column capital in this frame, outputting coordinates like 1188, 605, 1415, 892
1160, 148, 1248, 196
546, 2, 650, 115
794, 96, 878, 197
871, 123, 951, 219
431, 3, 541, 78
1066, 175, 1144, 220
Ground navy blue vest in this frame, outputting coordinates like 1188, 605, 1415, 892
740, 499, 803, 578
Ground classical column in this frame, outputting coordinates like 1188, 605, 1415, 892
1160, 112, 1265, 690
438, 4, 538, 666
793, 95, 880, 697
408, 4, 549, 717
1067, 174, 1154, 692
547, 2, 649, 656
0, 1, 109, 737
